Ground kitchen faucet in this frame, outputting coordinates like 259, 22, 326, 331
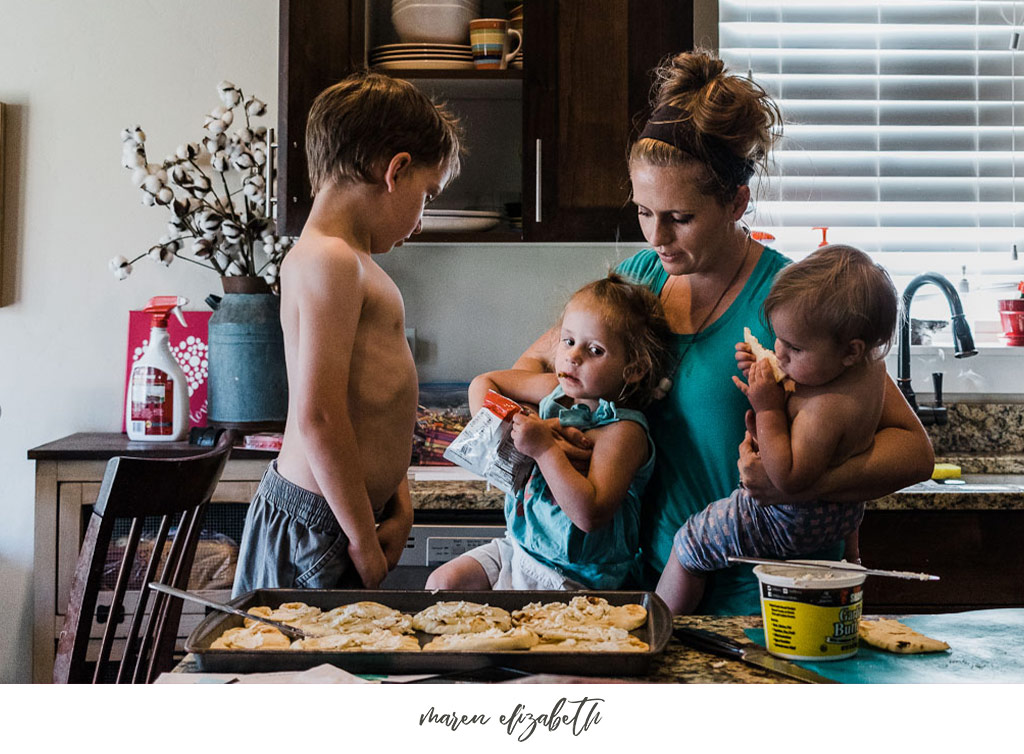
897, 272, 977, 425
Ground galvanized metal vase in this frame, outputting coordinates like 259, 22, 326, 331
207, 276, 287, 431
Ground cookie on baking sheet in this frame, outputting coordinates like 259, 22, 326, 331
530, 633, 650, 653
858, 618, 950, 654
513, 595, 647, 632
243, 602, 320, 629
412, 601, 512, 634
211, 623, 292, 650
291, 629, 422, 652
314, 601, 414, 635
422, 626, 539, 652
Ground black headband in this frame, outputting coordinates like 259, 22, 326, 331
638, 104, 756, 192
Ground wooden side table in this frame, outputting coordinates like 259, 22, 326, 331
28, 433, 274, 683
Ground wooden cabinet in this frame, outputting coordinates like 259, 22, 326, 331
859, 510, 1024, 614
276, 0, 692, 241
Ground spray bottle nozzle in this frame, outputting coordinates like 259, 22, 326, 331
143, 296, 189, 328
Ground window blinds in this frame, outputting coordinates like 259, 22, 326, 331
719, 0, 1024, 264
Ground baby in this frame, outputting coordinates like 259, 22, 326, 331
657, 244, 899, 614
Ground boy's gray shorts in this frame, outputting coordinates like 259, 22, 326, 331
231, 461, 362, 597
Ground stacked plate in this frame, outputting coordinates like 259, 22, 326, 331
421, 209, 500, 233
369, 43, 474, 70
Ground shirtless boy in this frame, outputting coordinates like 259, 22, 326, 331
232, 72, 462, 594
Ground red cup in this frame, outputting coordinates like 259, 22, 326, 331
998, 298, 1024, 346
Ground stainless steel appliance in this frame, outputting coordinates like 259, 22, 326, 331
381, 510, 506, 589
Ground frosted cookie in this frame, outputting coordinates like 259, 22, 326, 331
422, 626, 539, 652
211, 623, 291, 650
513, 596, 647, 632
315, 601, 414, 635
291, 629, 421, 652
530, 634, 650, 653
412, 601, 512, 635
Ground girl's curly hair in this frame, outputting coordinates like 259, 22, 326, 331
566, 272, 675, 409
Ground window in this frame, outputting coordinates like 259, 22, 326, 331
719, 0, 1024, 272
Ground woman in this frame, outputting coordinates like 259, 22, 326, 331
512, 50, 933, 614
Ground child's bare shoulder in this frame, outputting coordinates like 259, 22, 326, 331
283, 233, 366, 288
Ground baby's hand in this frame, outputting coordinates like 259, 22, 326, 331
735, 341, 755, 378
511, 412, 555, 458
743, 359, 787, 413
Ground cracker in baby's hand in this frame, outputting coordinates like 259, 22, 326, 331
858, 618, 950, 654
743, 327, 796, 392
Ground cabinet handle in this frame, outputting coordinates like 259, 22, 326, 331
535, 138, 542, 223
264, 127, 277, 220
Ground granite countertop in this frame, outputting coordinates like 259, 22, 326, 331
409, 454, 1024, 513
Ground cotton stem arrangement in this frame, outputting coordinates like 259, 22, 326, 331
110, 81, 293, 285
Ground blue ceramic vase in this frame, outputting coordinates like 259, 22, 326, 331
207, 276, 287, 430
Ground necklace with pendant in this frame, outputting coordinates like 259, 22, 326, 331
653, 232, 754, 399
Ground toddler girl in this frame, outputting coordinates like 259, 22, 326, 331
426, 273, 674, 591
657, 245, 899, 614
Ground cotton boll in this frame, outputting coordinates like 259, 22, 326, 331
226, 261, 245, 276
231, 151, 254, 170
211, 151, 229, 172
140, 192, 156, 207
130, 167, 149, 187
245, 97, 267, 117
191, 238, 214, 258
109, 256, 133, 279
217, 81, 242, 108
122, 149, 146, 170
221, 220, 242, 243
155, 186, 174, 205
143, 174, 164, 193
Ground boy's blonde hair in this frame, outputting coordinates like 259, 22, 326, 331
565, 273, 675, 409
305, 71, 464, 195
763, 245, 898, 357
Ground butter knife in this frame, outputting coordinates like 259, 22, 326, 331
726, 555, 940, 581
149, 581, 312, 640
673, 626, 838, 684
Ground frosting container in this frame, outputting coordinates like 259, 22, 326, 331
753, 560, 865, 661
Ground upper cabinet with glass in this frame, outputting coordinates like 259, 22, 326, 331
276, 0, 692, 242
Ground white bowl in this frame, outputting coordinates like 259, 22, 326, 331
392, 0, 478, 12
392, 4, 474, 44
393, 0, 478, 8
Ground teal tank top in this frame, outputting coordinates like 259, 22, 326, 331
506, 386, 654, 590
616, 246, 838, 614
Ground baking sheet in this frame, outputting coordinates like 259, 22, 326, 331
744, 608, 1024, 683
186, 589, 672, 676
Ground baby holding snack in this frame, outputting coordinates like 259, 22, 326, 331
657, 245, 899, 614
426, 273, 675, 591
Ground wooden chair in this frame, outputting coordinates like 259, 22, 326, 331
53, 430, 235, 683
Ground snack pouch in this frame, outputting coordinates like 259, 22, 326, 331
443, 390, 534, 495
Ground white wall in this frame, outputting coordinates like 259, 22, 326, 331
0, 0, 281, 683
